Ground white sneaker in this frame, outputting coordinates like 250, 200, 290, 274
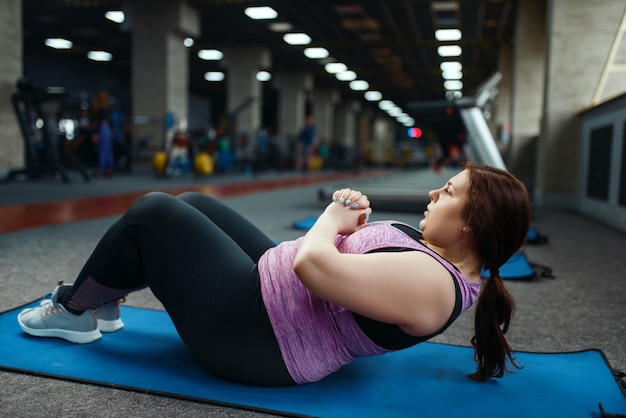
18, 284, 102, 344
34, 292, 125, 333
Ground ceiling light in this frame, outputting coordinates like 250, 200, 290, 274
397, 114, 410, 123
446, 90, 463, 100
442, 70, 463, 80
364, 91, 382, 101
324, 62, 348, 74
387, 107, 402, 117
303, 47, 329, 59
336, 70, 357, 81
184, 38, 194, 47
45, 38, 73, 49
431, 1, 460, 11
87, 51, 112, 61
402, 118, 415, 127
256, 71, 271, 82
204, 71, 225, 81
244, 6, 278, 20
349, 80, 369, 91
444, 80, 463, 90
198, 49, 223, 60
440, 61, 462, 72
438, 45, 462, 57
283, 33, 311, 45
105, 11, 125, 24
269, 22, 293, 32
435, 29, 462, 41
378, 100, 395, 111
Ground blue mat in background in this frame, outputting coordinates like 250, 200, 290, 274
292, 215, 318, 231
1, 301, 625, 417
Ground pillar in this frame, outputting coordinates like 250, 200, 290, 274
0, 0, 23, 173
222, 46, 270, 135
509, 0, 546, 183
357, 109, 372, 166
536, 0, 626, 207
312, 89, 340, 144
334, 100, 361, 165
370, 116, 395, 165
124, 0, 200, 152
273, 72, 313, 138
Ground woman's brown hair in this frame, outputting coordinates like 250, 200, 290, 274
462, 162, 531, 381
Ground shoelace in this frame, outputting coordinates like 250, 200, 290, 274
40, 302, 64, 317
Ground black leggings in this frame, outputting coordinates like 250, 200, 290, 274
69, 191, 295, 386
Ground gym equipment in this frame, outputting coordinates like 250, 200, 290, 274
456, 72, 506, 170
193, 152, 214, 175
2, 301, 624, 417
8, 79, 90, 183
152, 151, 168, 174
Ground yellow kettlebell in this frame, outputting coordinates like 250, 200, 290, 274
152, 151, 168, 174
194, 152, 214, 175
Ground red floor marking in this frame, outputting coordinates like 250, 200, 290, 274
0, 171, 383, 233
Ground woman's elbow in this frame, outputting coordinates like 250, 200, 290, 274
293, 249, 322, 281
292, 252, 311, 277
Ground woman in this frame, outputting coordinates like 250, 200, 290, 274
18, 162, 531, 386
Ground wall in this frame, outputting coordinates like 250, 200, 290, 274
578, 93, 626, 232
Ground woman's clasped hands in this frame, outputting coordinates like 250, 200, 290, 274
322, 188, 372, 234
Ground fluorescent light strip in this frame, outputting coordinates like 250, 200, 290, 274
440, 61, 462, 72
269, 22, 293, 32
438, 45, 462, 57
435, 29, 462, 41
105, 11, 125, 24
349, 80, 369, 91
204, 72, 225, 81
45, 38, 73, 49
256, 71, 271, 81
442, 70, 463, 80
283, 33, 311, 45
336, 70, 357, 81
444, 80, 463, 90
325, 62, 347, 74
87, 51, 112, 61
244, 6, 278, 20
198, 49, 223, 60
304, 47, 329, 59
379, 100, 395, 111
364, 91, 382, 101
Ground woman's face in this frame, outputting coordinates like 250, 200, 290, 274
419, 169, 470, 248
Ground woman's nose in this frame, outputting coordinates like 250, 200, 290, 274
428, 190, 437, 202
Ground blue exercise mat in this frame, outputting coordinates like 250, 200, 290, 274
1, 301, 625, 417
292, 215, 318, 231
480, 252, 538, 280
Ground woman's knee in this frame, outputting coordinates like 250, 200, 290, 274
127, 192, 177, 220
177, 191, 215, 204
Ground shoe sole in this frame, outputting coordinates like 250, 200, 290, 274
98, 318, 124, 333
17, 312, 102, 344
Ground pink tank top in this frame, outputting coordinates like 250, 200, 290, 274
258, 221, 481, 384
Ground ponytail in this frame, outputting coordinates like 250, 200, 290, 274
468, 269, 521, 381
461, 162, 531, 381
